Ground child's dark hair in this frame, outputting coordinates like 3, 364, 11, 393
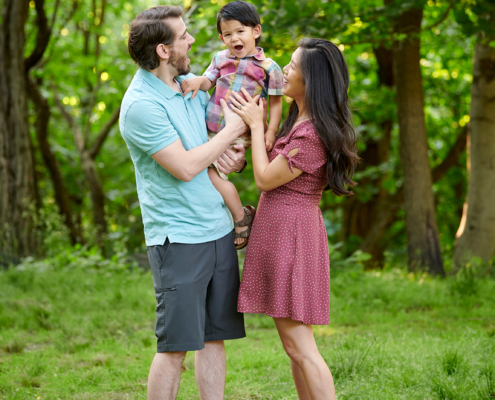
216, 1, 261, 45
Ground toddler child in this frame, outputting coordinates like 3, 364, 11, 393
181, 0, 283, 249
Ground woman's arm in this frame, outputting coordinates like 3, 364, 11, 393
230, 89, 303, 192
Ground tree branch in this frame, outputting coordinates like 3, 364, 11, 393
88, 106, 121, 159
24, 0, 52, 72
49, 0, 61, 32
431, 125, 468, 183
83, 78, 102, 142
27, 76, 81, 245
51, 82, 85, 152
422, 1, 453, 31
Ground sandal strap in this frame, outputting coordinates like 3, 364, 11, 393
234, 207, 254, 227
234, 230, 250, 239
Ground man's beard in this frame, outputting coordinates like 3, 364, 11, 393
169, 48, 190, 76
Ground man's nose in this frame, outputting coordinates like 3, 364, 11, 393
188, 33, 195, 44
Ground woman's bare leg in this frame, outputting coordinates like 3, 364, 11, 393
291, 359, 311, 400
273, 318, 336, 400
208, 168, 247, 245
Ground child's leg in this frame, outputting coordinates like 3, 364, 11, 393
208, 168, 247, 246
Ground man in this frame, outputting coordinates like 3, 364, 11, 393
119, 6, 250, 399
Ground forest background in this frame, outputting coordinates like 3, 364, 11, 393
1, 0, 495, 399
2, 0, 495, 274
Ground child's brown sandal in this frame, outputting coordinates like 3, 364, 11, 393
234, 205, 256, 250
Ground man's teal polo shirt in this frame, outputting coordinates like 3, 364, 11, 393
120, 68, 233, 246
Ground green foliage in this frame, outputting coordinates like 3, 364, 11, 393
21, 0, 482, 260
449, 256, 490, 298
330, 335, 378, 381
442, 348, 465, 376
329, 242, 372, 272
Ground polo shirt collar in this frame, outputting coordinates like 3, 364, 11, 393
137, 68, 192, 100
228, 46, 266, 61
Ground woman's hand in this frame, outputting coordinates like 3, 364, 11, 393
229, 88, 264, 130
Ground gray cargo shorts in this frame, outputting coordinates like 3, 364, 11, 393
147, 230, 246, 352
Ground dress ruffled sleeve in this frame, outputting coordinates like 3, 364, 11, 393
279, 125, 327, 175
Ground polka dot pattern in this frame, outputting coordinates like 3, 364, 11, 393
238, 121, 330, 325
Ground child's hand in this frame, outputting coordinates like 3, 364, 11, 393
265, 130, 276, 151
181, 77, 202, 99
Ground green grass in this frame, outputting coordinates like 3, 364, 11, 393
1, 259, 494, 399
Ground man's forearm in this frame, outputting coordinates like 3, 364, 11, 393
183, 127, 238, 177
152, 125, 240, 182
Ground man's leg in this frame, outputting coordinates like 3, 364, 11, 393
195, 340, 226, 400
147, 351, 187, 400
146, 240, 217, 399
196, 231, 246, 399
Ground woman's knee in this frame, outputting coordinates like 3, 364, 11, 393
281, 340, 319, 367
281, 339, 303, 363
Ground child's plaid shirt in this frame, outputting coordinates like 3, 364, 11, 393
203, 47, 284, 133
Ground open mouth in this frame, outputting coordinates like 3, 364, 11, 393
234, 45, 243, 52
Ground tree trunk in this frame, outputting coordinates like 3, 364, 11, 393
0, 0, 39, 258
27, 77, 81, 245
453, 42, 495, 269
81, 152, 107, 248
340, 45, 394, 266
392, 6, 445, 275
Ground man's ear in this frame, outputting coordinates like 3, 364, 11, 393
156, 43, 170, 61
253, 24, 261, 40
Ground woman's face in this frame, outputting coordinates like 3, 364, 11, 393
282, 48, 305, 102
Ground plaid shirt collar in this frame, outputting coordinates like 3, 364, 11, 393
227, 46, 266, 61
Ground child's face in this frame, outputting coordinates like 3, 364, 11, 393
219, 19, 261, 59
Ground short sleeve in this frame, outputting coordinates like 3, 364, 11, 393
122, 100, 179, 156
203, 54, 221, 84
280, 126, 327, 175
266, 61, 284, 96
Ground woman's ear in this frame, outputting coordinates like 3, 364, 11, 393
253, 24, 262, 39
155, 43, 170, 61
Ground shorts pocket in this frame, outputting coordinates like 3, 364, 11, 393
154, 287, 178, 345
154, 292, 166, 342
148, 240, 170, 291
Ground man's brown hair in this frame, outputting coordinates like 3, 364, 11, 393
128, 6, 183, 70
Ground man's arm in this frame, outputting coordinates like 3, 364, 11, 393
151, 99, 247, 182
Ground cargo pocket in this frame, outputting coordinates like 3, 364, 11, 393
154, 291, 166, 342
155, 287, 178, 345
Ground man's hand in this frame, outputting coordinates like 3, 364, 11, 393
221, 99, 249, 139
217, 144, 246, 175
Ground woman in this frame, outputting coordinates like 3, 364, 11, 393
230, 38, 359, 400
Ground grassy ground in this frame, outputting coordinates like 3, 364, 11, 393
0, 256, 494, 399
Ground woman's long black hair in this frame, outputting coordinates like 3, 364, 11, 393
278, 38, 359, 196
